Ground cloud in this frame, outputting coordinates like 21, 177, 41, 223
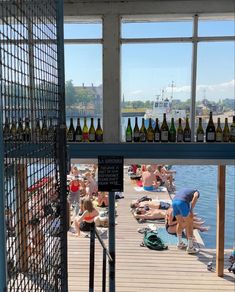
165, 80, 235, 94
130, 90, 143, 95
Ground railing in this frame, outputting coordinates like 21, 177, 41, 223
89, 224, 113, 292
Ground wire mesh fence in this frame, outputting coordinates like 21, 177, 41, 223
0, 0, 67, 291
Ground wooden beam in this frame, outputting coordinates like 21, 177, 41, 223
216, 164, 226, 277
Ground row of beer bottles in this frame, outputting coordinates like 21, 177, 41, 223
67, 117, 103, 142
3, 116, 55, 142
126, 113, 235, 143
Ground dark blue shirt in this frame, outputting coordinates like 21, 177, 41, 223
173, 188, 199, 203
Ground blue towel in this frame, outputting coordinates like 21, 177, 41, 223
156, 227, 187, 245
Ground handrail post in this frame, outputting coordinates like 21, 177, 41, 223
89, 223, 95, 292
109, 191, 116, 292
102, 249, 106, 292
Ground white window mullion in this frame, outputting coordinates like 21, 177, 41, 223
103, 14, 121, 143
190, 14, 198, 140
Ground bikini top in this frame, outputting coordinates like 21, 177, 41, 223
83, 212, 96, 221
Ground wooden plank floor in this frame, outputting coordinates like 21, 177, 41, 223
68, 171, 235, 291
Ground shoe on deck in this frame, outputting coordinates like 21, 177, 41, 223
177, 242, 187, 249
186, 246, 200, 254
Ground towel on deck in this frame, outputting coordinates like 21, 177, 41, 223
134, 186, 167, 192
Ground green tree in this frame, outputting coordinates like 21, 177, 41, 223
76, 88, 94, 105
65, 80, 77, 106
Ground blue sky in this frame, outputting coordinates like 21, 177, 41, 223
64, 19, 235, 102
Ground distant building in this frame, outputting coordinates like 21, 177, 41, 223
74, 84, 103, 116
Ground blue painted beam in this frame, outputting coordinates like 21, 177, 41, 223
68, 143, 235, 160
4, 142, 235, 161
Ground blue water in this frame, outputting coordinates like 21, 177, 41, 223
172, 165, 235, 248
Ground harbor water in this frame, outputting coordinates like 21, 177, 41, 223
172, 165, 235, 249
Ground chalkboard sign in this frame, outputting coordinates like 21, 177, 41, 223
98, 156, 124, 192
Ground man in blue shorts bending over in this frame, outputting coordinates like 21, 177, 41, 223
172, 188, 200, 254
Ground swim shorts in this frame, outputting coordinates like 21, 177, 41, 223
143, 185, 155, 191
172, 199, 190, 217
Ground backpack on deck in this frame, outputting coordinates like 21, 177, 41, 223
142, 231, 168, 250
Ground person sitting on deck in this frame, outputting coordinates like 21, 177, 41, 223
74, 198, 99, 236
133, 207, 167, 221
165, 207, 209, 235
142, 165, 161, 191
154, 165, 175, 192
172, 188, 200, 254
97, 192, 109, 208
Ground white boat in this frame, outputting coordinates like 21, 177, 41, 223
144, 91, 186, 122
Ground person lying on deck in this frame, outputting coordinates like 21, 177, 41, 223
133, 207, 166, 221
142, 165, 161, 191
130, 199, 171, 210
165, 207, 209, 235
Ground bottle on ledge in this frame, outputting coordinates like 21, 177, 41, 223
230, 115, 235, 142
82, 117, 89, 142
223, 118, 230, 142
3, 117, 10, 141
17, 118, 24, 141
169, 118, 176, 142
75, 118, 82, 142
67, 118, 75, 142
147, 118, 154, 142
48, 117, 55, 141
41, 116, 48, 141
177, 118, 183, 143
139, 118, 147, 142
206, 111, 215, 142
215, 118, 223, 142
160, 113, 169, 142
154, 118, 161, 142
95, 118, 103, 142
23, 117, 31, 142
196, 117, 204, 142
133, 117, 140, 142
35, 119, 41, 142
89, 118, 96, 142
10, 119, 17, 141
183, 116, 191, 142
126, 118, 132, 142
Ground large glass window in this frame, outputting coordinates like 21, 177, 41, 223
121, 19, 193, 141
64, 21, 103, 132
196, 41, 235, 131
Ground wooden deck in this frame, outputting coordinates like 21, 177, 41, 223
68, 173, 235, 291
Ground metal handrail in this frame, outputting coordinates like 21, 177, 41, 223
89, 224, 113, 292
95, 227, 113, 262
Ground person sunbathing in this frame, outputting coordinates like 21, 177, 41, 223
133, 207, 166, 221
165, 207, 209, 235
130, 199, 171, 210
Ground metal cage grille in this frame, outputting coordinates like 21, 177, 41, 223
0, 0, 67, 291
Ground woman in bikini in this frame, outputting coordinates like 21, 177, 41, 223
74, 198, 99, 236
